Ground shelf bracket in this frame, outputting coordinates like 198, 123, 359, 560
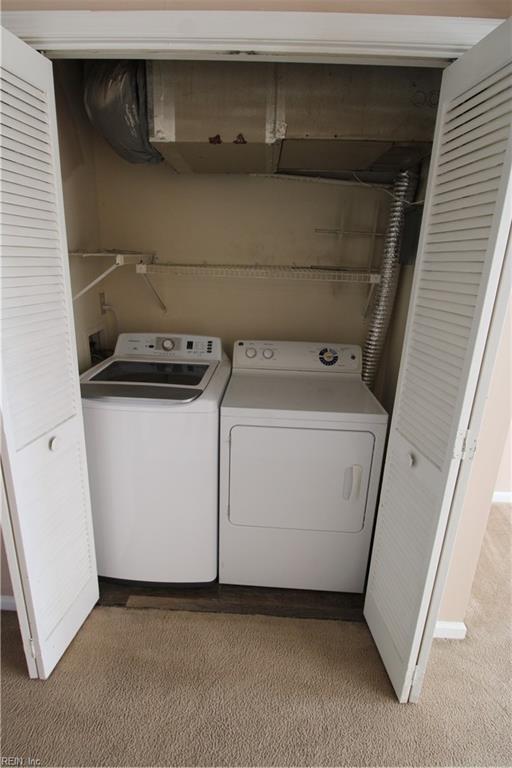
72, 255, 126, 302
141, 273, 168, 314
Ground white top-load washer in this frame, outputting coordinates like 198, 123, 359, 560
81, 333, 231, 583
219, 340, 388, 593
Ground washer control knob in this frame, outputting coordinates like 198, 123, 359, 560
246, 347, 257, 358
161, 338, 175, 351
262, 349, 274, 359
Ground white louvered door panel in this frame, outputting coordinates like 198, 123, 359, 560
364, 19, 512, 703
0, 27, 98, 679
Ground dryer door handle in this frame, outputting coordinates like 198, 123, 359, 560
343, 464, 363, 502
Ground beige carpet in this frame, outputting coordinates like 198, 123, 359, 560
1, 505, 511, 768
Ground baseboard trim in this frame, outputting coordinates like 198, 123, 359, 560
434, 620, 467, 640
492, 491, 512, 503
0, 595, 17, 611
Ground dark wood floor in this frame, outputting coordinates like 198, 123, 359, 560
98, 579, 364, 622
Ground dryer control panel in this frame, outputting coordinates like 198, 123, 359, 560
233, 340, 362, 374
115, 333, 222, 360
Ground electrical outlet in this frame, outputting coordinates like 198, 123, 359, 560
99, 291, 106, 315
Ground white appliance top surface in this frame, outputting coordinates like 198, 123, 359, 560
222, 371, 388, 421
223, 339, 387, 421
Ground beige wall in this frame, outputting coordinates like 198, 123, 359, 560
88, 132, 391, 363
1, 1, 509, 17
53, 61, 104, 370
54, 63, 99, 252
495, 421, 511, 494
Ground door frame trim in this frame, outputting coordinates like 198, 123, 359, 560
0, 11, 502, 65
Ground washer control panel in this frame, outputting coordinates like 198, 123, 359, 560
115, 333, 222, 360
233, 340, 362, 374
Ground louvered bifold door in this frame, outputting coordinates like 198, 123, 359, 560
0, 27, 98, 678
364, 18, 512, 703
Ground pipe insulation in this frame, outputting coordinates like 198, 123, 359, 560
362, 170, 417, 389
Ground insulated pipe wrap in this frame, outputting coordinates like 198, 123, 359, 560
362, 170, 416, 389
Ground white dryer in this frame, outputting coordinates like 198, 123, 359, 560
81, 333, 231, 583
219, 340, 388, 593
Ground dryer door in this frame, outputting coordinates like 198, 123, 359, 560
229, 425, 375, 532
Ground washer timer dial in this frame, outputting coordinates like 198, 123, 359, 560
161, 338, 175, 351
319, 347, 339, 366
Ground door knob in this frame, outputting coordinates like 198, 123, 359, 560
48, 436, 60, 452
408, 452, 416, 468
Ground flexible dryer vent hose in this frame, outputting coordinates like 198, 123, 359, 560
362, 170, 417, 389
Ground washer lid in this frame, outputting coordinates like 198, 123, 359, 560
80, 356, 218, 403
221, 371, 388, 421
88, 359, 209, 387
80, 382, 202, 402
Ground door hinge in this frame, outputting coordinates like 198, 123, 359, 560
453, 429, 477, 461
29, 637, 37, 659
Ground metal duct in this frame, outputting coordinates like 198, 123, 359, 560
362, 170, 417, 389
84, 62, 162, 165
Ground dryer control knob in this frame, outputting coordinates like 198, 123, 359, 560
246, 347, 257, 358
161, 338, 175, 351
262, 349, 274, 359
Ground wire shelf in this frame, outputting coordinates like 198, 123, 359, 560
137, 263, 380, 284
